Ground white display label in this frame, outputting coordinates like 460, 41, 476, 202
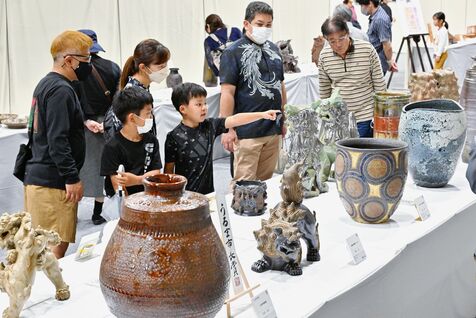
216, 195, 244, 294
346, 233, 367, 265
252, 290, 277, 318
75, 231, 100, 261
414, 195, 431, 221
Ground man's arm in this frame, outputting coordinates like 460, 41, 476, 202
219, 83, 237, 152
382, 41, 397, 71
318, 53, 332, 99
370, 47, 386, 92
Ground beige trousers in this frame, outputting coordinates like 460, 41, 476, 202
233, 134, 280, 181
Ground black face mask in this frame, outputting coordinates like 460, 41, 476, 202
74, 61, 92, 81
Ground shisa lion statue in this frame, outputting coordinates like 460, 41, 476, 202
285, 89, 354, 197
0, 212, 70, 318
252, 163, 320, 276
275, 39, 301, 73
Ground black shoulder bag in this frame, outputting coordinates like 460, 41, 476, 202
13, 125, 33, 182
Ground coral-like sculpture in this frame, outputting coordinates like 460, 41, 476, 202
311, 36, 325, 67
409, 70, 460, 102
284, 89, 352, 197
276, 39, 301, 73
252, 163, 320, 276
0, 212, 70, 318
433, 69, 460, 101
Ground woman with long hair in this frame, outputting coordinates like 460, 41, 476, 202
432, 12, 449, 69
104, 39, 170, 141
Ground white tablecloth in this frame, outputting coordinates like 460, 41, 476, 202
151, 63, 320, 161
5, 162, 476, 318
411, 38, 476, 89
0, 126, 28, 212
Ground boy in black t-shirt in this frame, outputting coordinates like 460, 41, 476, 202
101, 86, 162, 196
164, 82, 279, 194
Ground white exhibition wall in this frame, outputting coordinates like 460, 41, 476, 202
0, 0, 475, 115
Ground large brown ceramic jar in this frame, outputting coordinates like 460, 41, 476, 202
99, 174, 230, 318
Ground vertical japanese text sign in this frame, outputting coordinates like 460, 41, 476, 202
217, 195, 244, 294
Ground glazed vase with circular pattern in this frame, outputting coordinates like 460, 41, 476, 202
398, 99, 466, 188
99, 174, 230, 318
335, 138, 408, 224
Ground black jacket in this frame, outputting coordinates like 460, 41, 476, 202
24, 72, 85, 189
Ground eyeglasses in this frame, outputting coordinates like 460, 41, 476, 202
64, 54, 92, 63
328, 35, 349, 46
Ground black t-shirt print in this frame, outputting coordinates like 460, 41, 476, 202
100, 132, 162, 196
165, 118, 227, 195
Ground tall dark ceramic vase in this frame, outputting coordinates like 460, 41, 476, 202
99, 174, 230, 318
460, 56, 476, 162
166, 67, 183, 88
398, 99, 467, 187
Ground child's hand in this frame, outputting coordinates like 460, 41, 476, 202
114, 172, 140, 187
262, 110, 281, 121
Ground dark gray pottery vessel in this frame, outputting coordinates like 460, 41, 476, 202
166, 68, 183, 88
398, 99, 467, 187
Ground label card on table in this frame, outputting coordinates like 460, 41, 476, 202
75, 231, 100, 261
346, 233, 366, 265
252, 290, 277, 318
414, 195, 431, 221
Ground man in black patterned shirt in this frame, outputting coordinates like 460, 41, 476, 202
164, 83, 279, 194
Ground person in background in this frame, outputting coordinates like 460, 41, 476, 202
380, 0, 393, 22
101, 86, 162, 197
318, 16, 386, 138
343, 0, 361, 29
432, 12, 449, 69
165, 83, 279, 194
24, 30, 92, 258
356, 0, 397, 75
219, 1, 287, 182
103, 39, 170, 142
334, 4, 369, 42
204, 14, 242, 77
78, 29, 121, 225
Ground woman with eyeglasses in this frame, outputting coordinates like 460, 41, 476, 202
103, 39, 170, 142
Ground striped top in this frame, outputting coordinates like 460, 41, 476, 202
318, 38, 386, 122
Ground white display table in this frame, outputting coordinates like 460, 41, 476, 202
3, 162, 476, 318
0, 126, 27, 212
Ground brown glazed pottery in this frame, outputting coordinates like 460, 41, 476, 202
99, 174, 230, 318
335, 138, 408, 224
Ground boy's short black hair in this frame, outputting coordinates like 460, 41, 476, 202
171, 82, 207, 112
245, 1, 273, 22
112, 86, 153, 124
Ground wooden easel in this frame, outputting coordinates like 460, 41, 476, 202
222, 253, 260, 318
387, 33, 433, 88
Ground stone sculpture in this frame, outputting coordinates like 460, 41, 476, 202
285, 90, 352, 197
252, 163, 320, 276
0, 212, 70, 318
276, 39, 301, 73
231, 180, 267, 216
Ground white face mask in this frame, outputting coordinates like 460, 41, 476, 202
147, 66, 169, 84
250, 26, 272, 45
136, 117, 153, 134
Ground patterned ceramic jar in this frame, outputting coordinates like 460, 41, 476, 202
335, 138, 408, 224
